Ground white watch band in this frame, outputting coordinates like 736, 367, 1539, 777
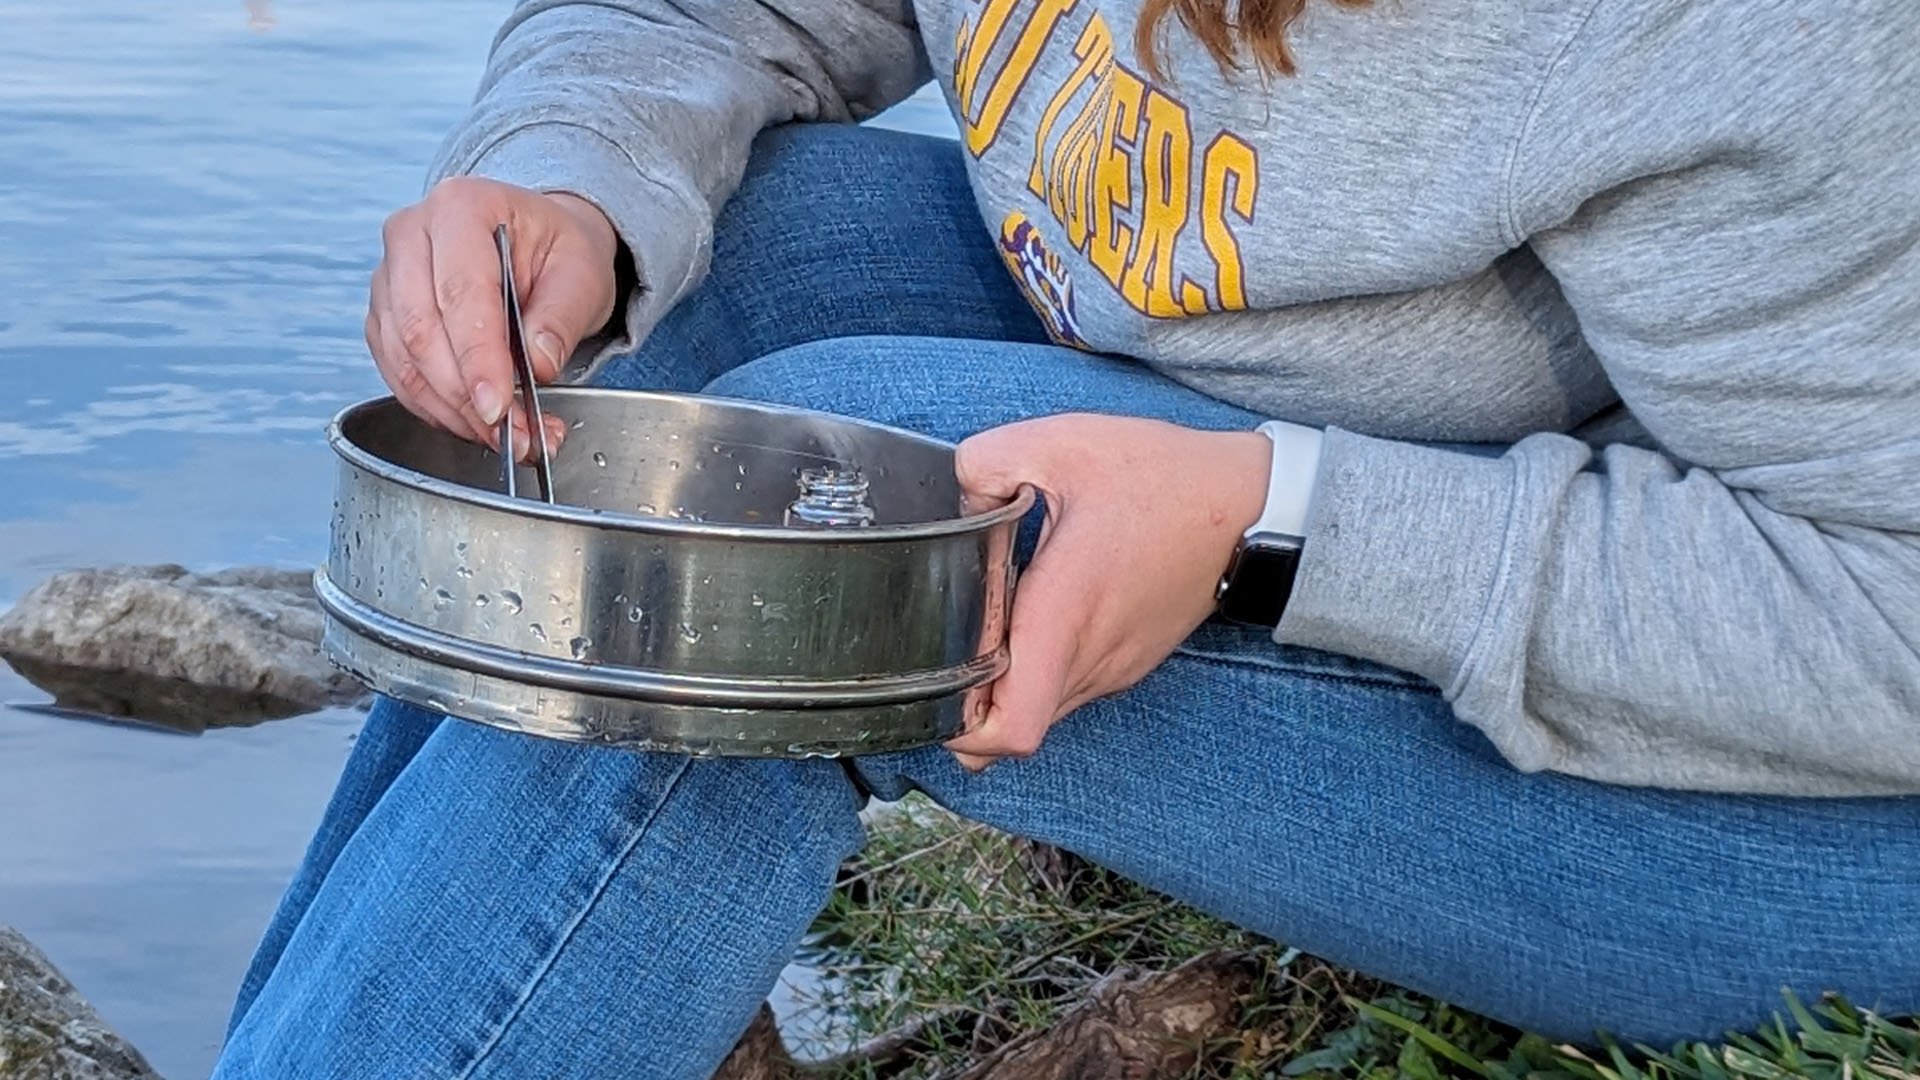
1248, 420, 1323, 539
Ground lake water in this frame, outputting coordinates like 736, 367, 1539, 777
0, 3, 950, 1075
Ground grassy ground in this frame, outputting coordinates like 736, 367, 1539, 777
789, 797, 1919, 1080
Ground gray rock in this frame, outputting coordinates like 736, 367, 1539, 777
0, 565, 367, 731
0, 925, 160, 1079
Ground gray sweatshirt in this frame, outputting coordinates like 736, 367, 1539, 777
428, 0, 1920, 795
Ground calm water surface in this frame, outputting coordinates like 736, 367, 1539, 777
0, 3, 950, 1075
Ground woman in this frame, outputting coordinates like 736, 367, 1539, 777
215, 0, 1920, 1074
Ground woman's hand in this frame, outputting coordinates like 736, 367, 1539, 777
947, 414, 1273, 770
366, 178, 621, 455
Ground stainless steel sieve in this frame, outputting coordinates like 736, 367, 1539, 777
316, 389, 1029, 757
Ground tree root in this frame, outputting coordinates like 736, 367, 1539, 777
950, 950, 1262, 1080
713, 1005, 797, 1080
714, 949, 1261, 1080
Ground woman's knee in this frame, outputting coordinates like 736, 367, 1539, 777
695, 125, 979, 322
703, 334, 1106, 447
598, 126, 1010, 393
702, 337, 971, 442
704, 332, 1273, 445
732, 125, 956, 224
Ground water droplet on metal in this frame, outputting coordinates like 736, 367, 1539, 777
750, 594, 764, 607
548, 593, 562, 605
559, 615, 573, 629
737, 463, 748, 476
456, 542, 469, 555
433, 588, 454, 609
668, 460, 681, 471
528, 623, 547, 643
592, 452, 608, 468
569, 636, 592, 660
613, 593, 628, 605
627, 605, 644, 623
679, 622, 703, 644
636, 503, 658, 515
571, 418, 586, 430
455, 565, 474, 579
474, 593, 490, 607
500, 590, 523, 614
418, 576, 429, 590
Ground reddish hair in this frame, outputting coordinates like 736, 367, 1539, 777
1134, 0, 1372, 79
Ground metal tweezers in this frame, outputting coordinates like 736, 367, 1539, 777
495, 224, 557, 503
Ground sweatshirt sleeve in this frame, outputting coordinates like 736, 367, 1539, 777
424, 0, 931, 375
1273, 0, 1920, 796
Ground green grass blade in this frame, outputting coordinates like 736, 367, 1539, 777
1350, 999, 1495, 1078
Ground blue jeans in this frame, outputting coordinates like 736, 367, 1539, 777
214, 126, 1920, 1078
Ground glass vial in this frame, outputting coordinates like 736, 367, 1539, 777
785, 465, 876, 527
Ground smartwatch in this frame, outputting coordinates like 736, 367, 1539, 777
1214, 421, 1321, 629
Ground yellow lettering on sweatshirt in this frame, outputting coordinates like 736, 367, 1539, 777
952, 8, 1260, 319
1123, 88, 1191, 314
1027, 18, 1112, 196
964, 0, 1076, 155
953, 0, 1021, 116
1200, 132, 1257, 312
1087, 65, 1142, 284
1050, 76, 1108, 244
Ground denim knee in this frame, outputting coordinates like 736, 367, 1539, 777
701, 337, 977, 444
598, 123, 1030, 394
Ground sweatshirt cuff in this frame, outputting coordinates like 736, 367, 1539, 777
461, 123, 710, 380
1274, 428, 1517, 692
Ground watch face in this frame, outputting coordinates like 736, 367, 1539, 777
1217, 538, 1302, 628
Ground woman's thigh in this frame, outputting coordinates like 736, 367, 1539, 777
595, 124, 1050, 394
714, 335, 1920, 1047
857, 631, 1920, 1046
